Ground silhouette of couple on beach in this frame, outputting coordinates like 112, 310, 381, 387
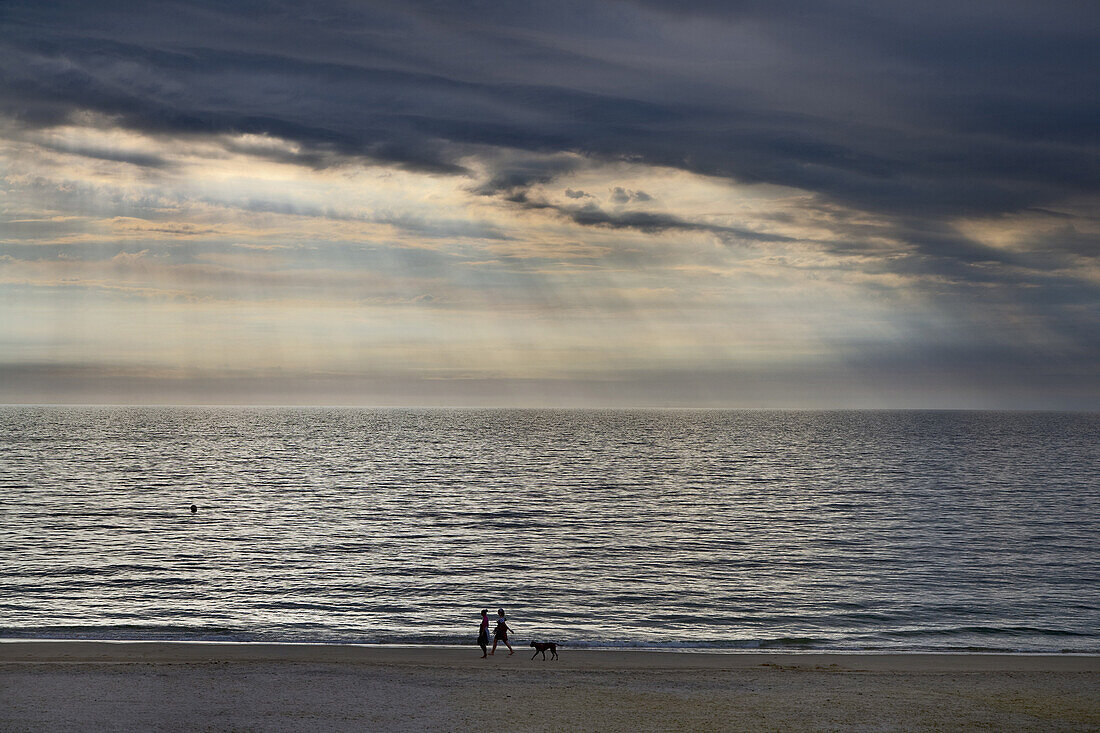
478, 608, 513, 658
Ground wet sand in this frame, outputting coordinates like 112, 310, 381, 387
1, 641, 1097, 731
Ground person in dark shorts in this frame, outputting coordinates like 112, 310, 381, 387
478, 609, 490, 658
491, 608, 513, 655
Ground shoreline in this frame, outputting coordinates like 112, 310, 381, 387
3, 637, 1097, 655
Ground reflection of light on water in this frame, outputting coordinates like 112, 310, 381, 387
2, 406, 1097, 653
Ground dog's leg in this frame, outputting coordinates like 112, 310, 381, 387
531, 649, 539, 660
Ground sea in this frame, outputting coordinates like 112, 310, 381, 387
1, 406, 1097, 654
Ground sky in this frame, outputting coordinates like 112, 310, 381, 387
1, 0, 1097, 408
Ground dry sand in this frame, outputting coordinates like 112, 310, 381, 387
1, 641, 1097, 731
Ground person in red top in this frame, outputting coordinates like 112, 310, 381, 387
478, 609, 490, 658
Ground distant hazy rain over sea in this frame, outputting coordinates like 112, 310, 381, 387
1, 407, 1097, 652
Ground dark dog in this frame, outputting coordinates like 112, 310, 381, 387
529, 641, 559, 660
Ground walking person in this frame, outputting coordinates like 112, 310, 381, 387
478, 609, 490, 658
490, 608, 514, 655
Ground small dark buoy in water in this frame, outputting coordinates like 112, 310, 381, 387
190, 504, 197, 513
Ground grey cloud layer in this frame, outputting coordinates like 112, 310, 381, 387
3, 0, 1096, 218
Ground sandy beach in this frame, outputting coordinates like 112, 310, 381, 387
1, 642, 1097, 731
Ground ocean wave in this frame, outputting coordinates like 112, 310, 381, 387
882, 626, 1092, 638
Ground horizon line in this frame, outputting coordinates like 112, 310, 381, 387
2, 402, 1097, 413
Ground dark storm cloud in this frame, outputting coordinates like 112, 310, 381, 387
3, 0, 1095, 220
512, 198, 795, 243
36, 141, 173, 169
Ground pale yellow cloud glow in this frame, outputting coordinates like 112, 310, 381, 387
2, 116, 1088, 406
